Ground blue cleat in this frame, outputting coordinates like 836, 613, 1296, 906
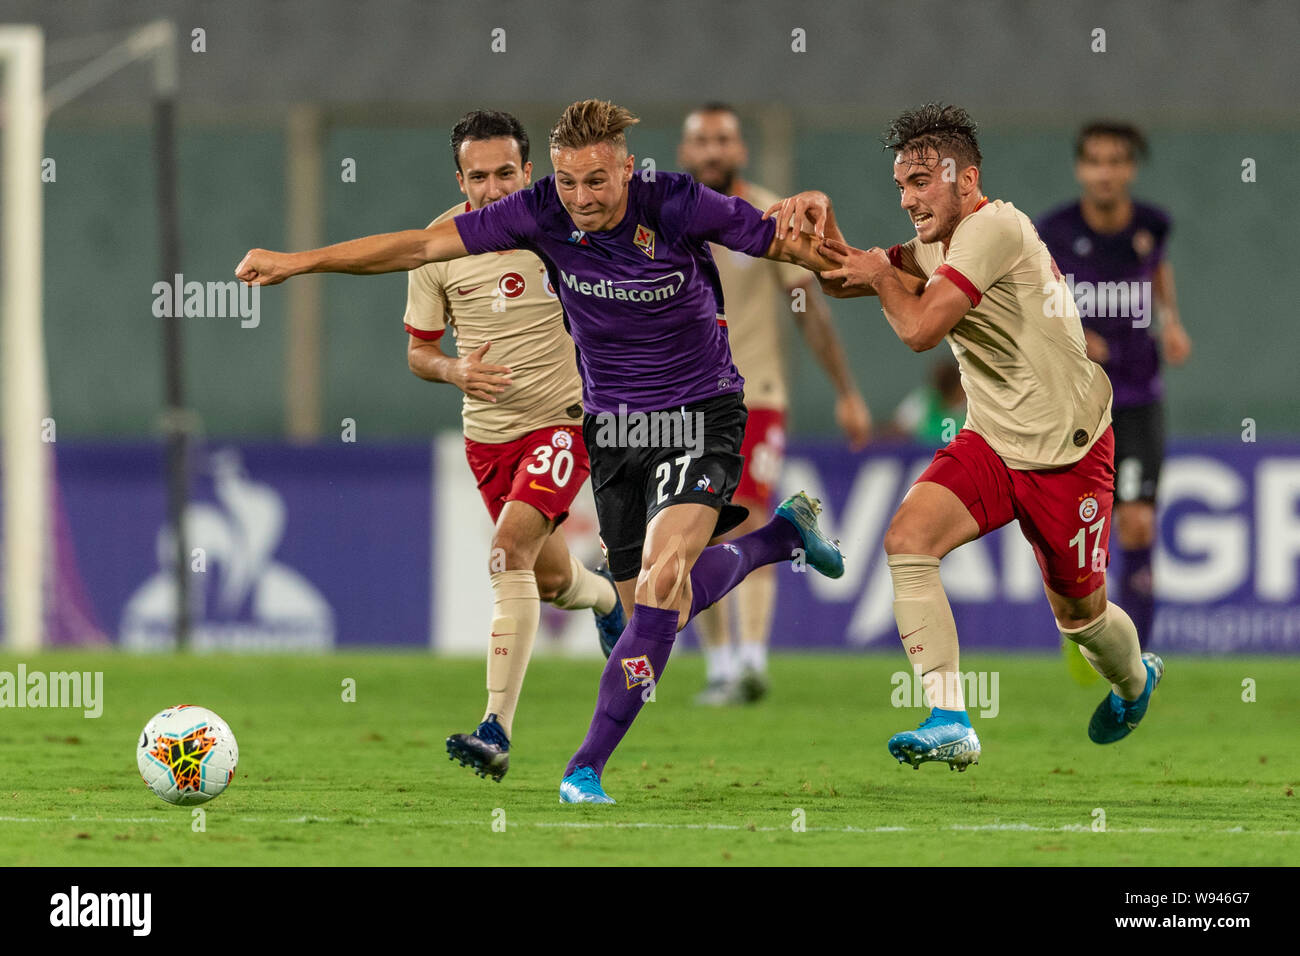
887, 712, 981, 771
774, 491, 844, 579
559, 766, 615, 804
446, 714, 510, 782
592, 563, 626, 659
1088, 652, 1164, 744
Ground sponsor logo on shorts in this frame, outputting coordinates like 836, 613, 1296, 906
621, 655, 655, 689
1078, 494, 1099, 522
528, 480, 556, 494
498, 273, 525, 298
633, 224, 656, 259
694, 475, 714, 493
551, 429, 573, 449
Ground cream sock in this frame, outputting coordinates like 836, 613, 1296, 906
484, 570, 540, 738
550, 554, 617, 615
888, 553, 964, 712
1060, 603, 1147, 700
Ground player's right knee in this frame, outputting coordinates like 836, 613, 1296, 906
489, 531, 533, 572
884, 518, 930, 557
636, 536, 686, 609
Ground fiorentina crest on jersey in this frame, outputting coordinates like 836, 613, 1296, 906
633, 224, 655, 259
621, 654, 655, 689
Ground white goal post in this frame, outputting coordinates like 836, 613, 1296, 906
0, 25, 48, 653
1, 21, 183, 651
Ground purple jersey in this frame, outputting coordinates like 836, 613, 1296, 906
453, 171, 775, 415
1036, 200, 1171, 409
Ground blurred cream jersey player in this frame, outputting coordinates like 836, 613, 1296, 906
402, 110, 624, 783
677, 104, 870, 705
774, 103, 1164, 768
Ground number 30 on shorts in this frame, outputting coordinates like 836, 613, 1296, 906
526, 445, 575, 487
1069, 517, 1107, 573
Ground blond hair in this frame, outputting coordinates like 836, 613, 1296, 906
549, 99, 640, 152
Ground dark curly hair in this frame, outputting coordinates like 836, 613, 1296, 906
450, 110, 530, 172
883, 103, 982, 175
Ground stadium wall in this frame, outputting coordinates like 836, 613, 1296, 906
42, 123, 1300, 441
44, 437, 1300, 654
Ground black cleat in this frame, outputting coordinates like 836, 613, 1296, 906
445, 714, 510, 782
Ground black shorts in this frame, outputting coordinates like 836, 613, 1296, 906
1112, 401, 1165, 503
583, 391, 749, 581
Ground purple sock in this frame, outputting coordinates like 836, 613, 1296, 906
1119, 545, 1154, 648
687, 515, 803, 621
564, 604, 679, 778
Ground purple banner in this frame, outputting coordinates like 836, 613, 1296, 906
57, 443, 432, 649
41, 437, 1300, 653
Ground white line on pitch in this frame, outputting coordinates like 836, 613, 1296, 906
1, 815, 1297, 836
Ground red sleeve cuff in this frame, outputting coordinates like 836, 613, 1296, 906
934, 264, 982, 307
405, 324, 444, 341
887, 244, 904, 268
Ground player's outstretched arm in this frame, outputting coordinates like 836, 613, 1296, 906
764, 190, 845, 243
761, 190, 851, 272
815, 238, 926, 299
820, 240, 966, 351
236, 219, 469, 286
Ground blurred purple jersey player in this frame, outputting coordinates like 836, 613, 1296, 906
1037, 121, 1193, 655
235, 99, 852, 804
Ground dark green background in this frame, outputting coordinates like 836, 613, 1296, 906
45, 121, 1294, 440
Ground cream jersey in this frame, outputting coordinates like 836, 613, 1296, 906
709, 182, 807, 411
404, 202, 584, 444
888, 198, 1113, 469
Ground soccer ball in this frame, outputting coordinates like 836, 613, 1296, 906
137, 705, 239, 806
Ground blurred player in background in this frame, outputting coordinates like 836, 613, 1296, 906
773, 103, 1164, 769
1037, 122, 1192, 668
403, 110, 625, 783
236, 99, 847, 805
884, 358, 966, 446
677, 103, 871, 706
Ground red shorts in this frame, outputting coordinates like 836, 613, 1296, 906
464, 424, 591, 525
915, 427, 1116, 598
736, 407, 786, 506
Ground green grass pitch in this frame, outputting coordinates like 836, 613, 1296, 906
0, 651, 1295, 866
